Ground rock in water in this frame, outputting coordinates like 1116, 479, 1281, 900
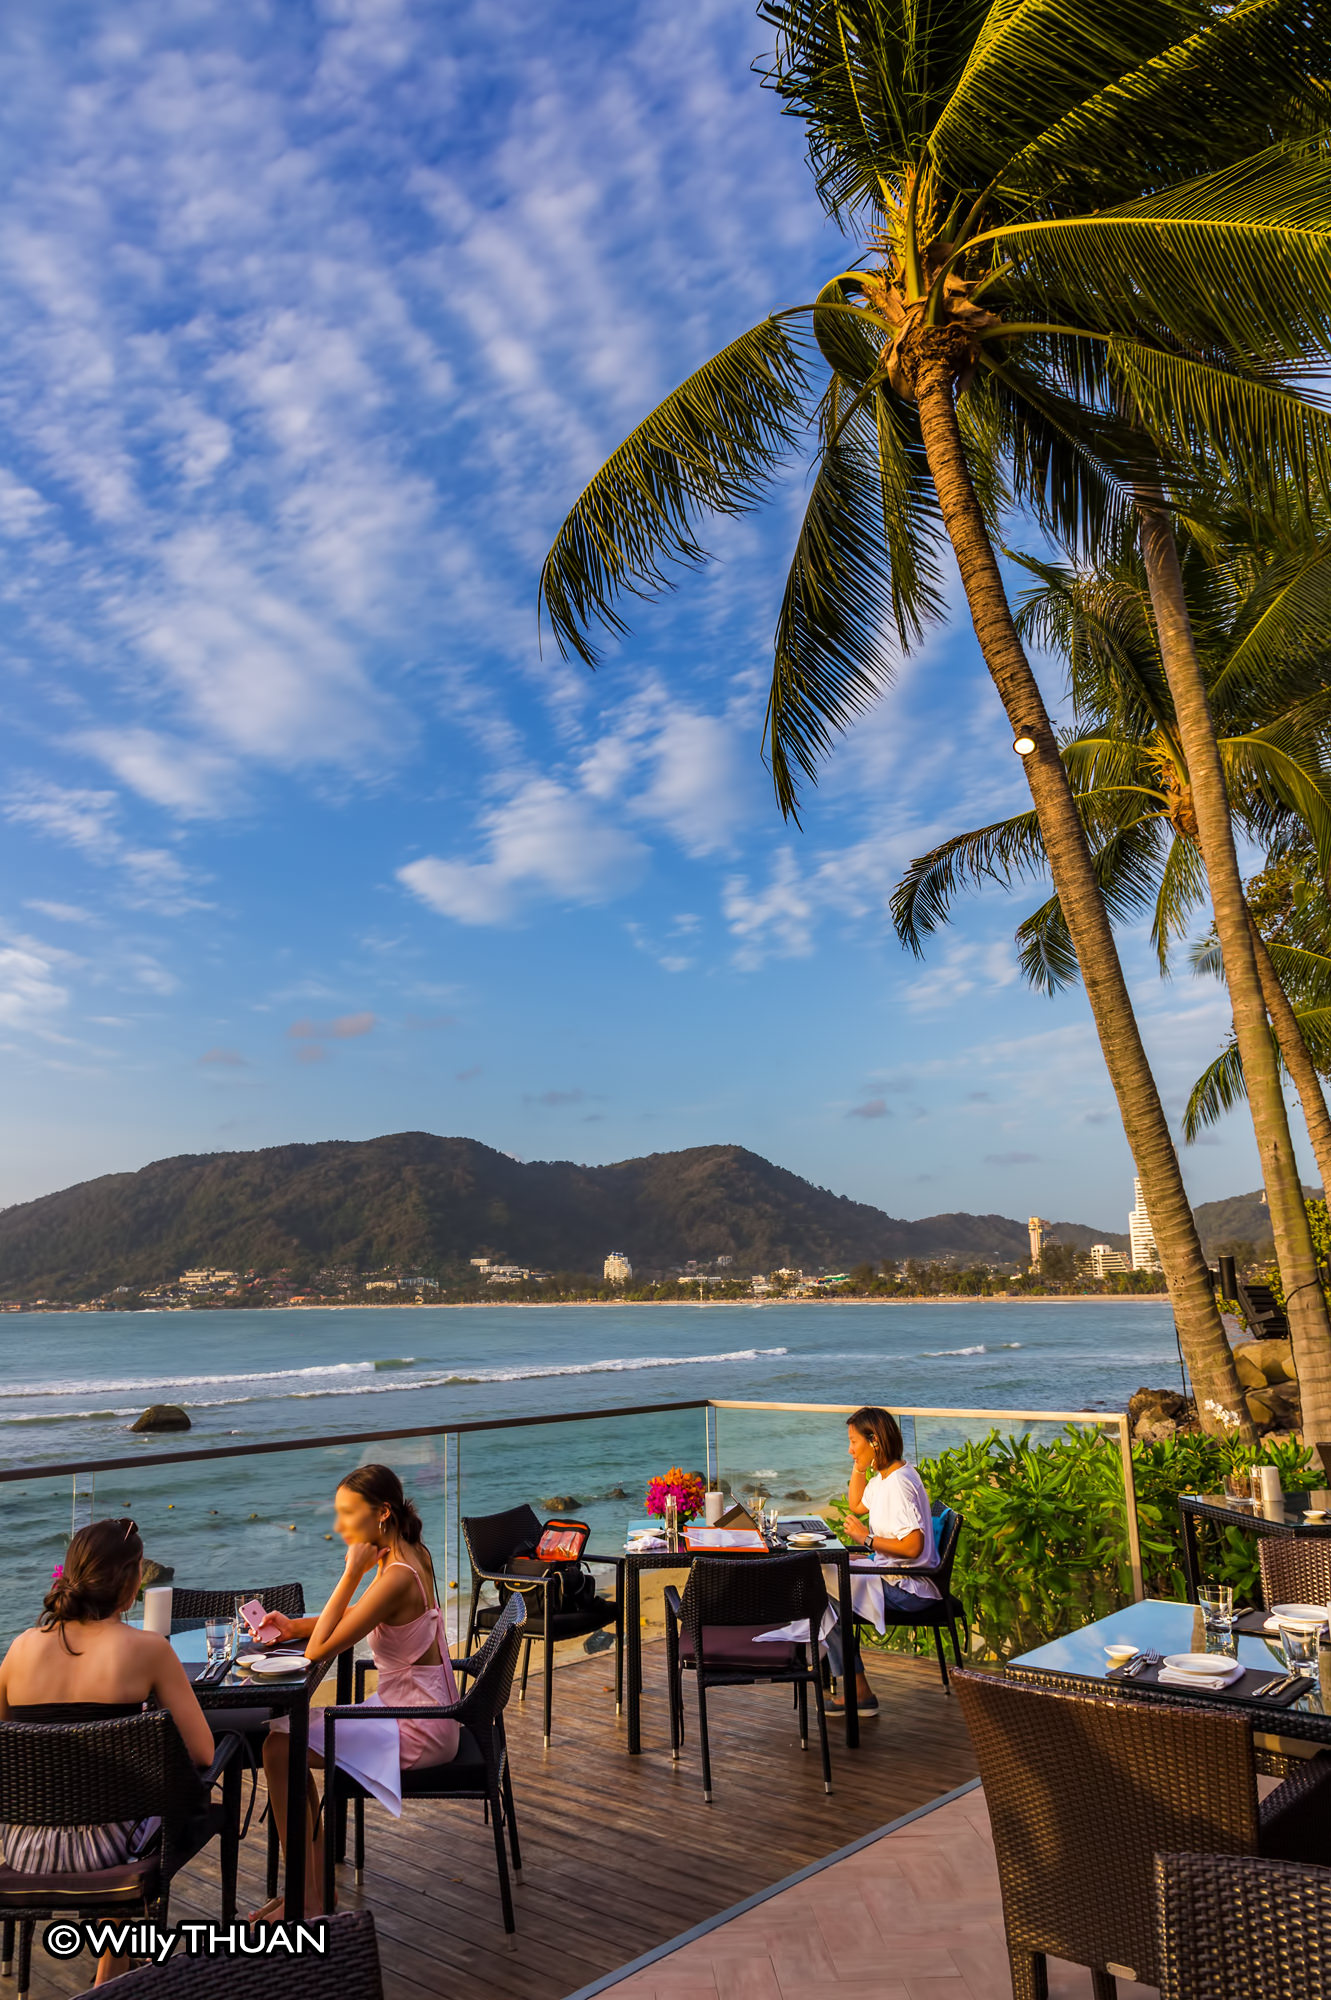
131, 1404, 191, 1433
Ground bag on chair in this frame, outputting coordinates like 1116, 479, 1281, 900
508, 1518, 598, 1617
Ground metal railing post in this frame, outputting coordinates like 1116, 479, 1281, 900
441, 1429, 450, 1644
705, 1403, 717, 1488
1117, 1413, 1145, 1602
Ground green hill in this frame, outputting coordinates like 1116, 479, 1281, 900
0, 1133, 1130, 1298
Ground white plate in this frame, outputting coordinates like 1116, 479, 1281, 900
1269, 1603, 1328, 1624
1163, 1653, 1241, 1677
244, 1654, 310, 1677
787, 1533, 827, 1546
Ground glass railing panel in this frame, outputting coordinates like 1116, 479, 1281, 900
0, 1434, 449, 1647
712, 1401, 1135, 1661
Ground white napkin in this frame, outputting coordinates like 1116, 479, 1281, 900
1158, 1662, 1242, 1690
626, 1534, 666, 1551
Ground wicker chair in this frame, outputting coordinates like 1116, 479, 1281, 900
91, 1911, 383, 2000
955, 1668, 1331, 1999
868, 1508, 967, 1692
664, 1553, 831, 1804
0, 1712, 243, 2000
1156, 1851, 1331, 1999
321, 1594, 527, 1932
463, 1504, 620, 1746
1258, 1535, 1331, 1609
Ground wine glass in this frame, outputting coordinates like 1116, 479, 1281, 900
751, 1490, 768, 1532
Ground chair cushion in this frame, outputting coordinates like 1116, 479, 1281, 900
477, 1595, 616, 1640
0, 1856, 159, 1907
330, 1727, 490, 1800
678, 1625, 801, 1670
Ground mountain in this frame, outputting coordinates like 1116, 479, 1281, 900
1191, 1185, 1322, 1260
0, 1133, 1131, 1297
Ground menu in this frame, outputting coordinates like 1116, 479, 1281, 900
683, 1525, 769, 1554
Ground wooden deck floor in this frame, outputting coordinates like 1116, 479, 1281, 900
20, 1643, 978, 2000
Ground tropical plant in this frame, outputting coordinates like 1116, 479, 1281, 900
890, 532, 1331, 1199
539, 0, 1331, 1437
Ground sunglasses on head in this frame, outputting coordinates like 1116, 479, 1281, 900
115, 1518, 139, 1540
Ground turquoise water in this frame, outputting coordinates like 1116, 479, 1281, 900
0, 1299, 1176, 1642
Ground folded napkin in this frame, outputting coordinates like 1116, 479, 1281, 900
1158, 1662, 1242, 1690
626, 1534, 666, 1551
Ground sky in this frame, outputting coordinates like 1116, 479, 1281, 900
0, 0, 1310, 1228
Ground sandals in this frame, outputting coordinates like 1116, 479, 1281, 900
824, 1691, 879, 1715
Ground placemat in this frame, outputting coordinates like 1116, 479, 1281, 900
1107, 1660, 1308, 1709
1233, 1606, 1328, 1637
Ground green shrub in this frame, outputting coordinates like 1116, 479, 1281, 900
829, 1427, 1320, 1662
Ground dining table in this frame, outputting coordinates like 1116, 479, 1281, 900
587, 1529, 910, 1755
1005, 1595, 1331, 1751
1177, 1491, 1331, 1602
169, 1625, 352, 1918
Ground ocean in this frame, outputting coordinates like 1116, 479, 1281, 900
0, 1299, 1177, 1643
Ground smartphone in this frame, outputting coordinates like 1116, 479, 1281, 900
240, 1598, 280, 1641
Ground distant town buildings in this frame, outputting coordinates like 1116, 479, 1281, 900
1089, 1243, 1131, 1278
604, 1251, 633, 1285
178, 1268, 238, 1290
1128, 1178, 1162, 1271
1027, 1218, 1047, 1270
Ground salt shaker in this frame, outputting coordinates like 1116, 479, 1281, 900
704, 1487, 725, 1527
665, 1493, 679, 1553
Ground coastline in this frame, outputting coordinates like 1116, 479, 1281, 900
56, 1292, 1173, 1314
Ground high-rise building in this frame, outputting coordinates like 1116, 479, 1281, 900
604, 1251, 633, 1285
1028, 1218, 1047, 1270
1089, 1243, 1131, 1278
1128, 1179, 1162, 1271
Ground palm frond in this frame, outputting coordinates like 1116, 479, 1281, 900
890, 808, 1049, 952
989, 143, 1331, 364
929, 0, 1196, 186
1182, 1039, 1249, 1140
766, 380, 941, 818
1006, 0, 1331, 208
1216, 534, 1331, 701
1151, 821, 1208, 972
1105, 342, 1331, 501
539, 318, 810, 664
1014, 889, 1080, 992
976, 351, 1135, 557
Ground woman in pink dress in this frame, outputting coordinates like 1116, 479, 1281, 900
255, 1464, 459, 1917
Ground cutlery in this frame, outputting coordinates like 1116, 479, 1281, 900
1256, 1673, 1303, 1699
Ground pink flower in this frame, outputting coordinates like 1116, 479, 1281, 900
50, 1564, 64, 1581
644, 1468, 707, 1523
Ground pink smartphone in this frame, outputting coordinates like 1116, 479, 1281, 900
240, 1598, 280, 1642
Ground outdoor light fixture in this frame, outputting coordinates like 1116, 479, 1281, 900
1013, 730, 1037, 756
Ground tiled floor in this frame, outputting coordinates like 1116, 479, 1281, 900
601, 1785, 1159, 2000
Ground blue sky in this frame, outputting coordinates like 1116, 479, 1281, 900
0, 0, 1305, 1225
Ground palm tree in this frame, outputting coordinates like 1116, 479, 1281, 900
538, 0, 1331, 1436
890, 539, 1331, 1202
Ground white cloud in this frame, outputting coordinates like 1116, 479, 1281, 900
722, 848, 815, 971
76, 728, 239, 817
904, 939, 1019, 1011
0, 937, 71, 1028
399, 779, 647, 925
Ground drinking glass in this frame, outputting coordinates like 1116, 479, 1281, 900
1198, 1583, 1234, 1633
751, 1491, 768, 1526
232, 1593, 250, 1655
1277, 1616, 1322, 1681
204, 1616, 230, 1665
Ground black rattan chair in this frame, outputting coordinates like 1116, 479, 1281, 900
664, 1553, 831, 1804
955, 1668, 1331, 1999
1156, 1850, 1331, 1999
1258, 1535, 1331, 1609
91, 1910, 383, 1999
864, 1508, 967, 1692
0, 1711, 243, 2000
462, 1504, 620, 1746
169, 1581, 308, 1900
321, 1594, 527, 1932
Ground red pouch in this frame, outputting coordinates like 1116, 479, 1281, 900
535, 1519, 590, 1562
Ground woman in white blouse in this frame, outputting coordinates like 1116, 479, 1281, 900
826, 1405, 938, 1714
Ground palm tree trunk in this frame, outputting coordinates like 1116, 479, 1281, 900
1250, 916, 1331, 1200
1135, 483, 1331, 1445
905, 331, 1251, 1438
